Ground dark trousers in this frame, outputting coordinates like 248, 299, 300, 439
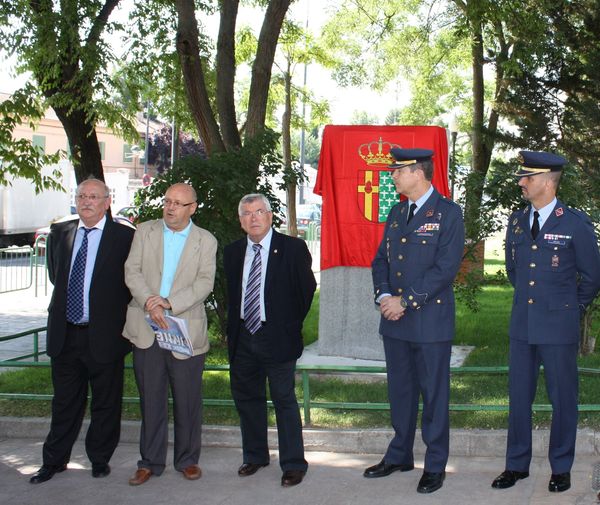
506, 341, 578, 474
230, 325, 307, 472
383, 337, 451, 473
133, 341, 206, 474
43, 324, 125, 467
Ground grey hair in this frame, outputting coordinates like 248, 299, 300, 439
238, 193, 272, 215
77, 176, 110, 197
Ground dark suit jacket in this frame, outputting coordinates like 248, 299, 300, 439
46, 216, 135, 363
505, 199, 600, 345
224, 230, 316, 363
372, 189, 465, 343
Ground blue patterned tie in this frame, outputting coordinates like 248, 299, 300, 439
244, 243, 262, 334
66, 228, 92, 323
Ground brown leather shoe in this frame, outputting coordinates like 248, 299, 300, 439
182, 464, 202, 480
281, 469, 306, 487
128, 468, 152, 486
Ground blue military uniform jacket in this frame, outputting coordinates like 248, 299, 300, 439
505, 200, 600, 345
372, 188, 465, 343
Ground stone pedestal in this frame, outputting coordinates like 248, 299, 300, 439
317, 266, 385, 360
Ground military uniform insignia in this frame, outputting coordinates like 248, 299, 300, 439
436, 212, 442, 220
400, 207, 406, 214
426, 209, 434, 217
514, 226, 523, 235
544, 233, 571, 245
552, 255, 559, 267
512, 218, 518, 225
555, 207, 564, 217
415, 223, 440, 235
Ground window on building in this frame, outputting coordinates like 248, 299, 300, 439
99, 141, 106, 161
32, 134, 46, 154
123, 143, 132, 163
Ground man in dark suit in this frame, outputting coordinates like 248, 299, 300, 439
224, 193, 316, 488
492, 151, 600, 493
29, 177, 134, 484
365, 149, 465, 494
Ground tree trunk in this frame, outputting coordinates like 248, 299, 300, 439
53, 107, 104, 184
175, 0, 225, 155
216, 0, 242, 150
245, 0, 292, 142
282, 69, 298, 236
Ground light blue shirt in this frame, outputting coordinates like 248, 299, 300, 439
241, 228, 273, 322
407, 184, 434, 221
530, 197, 557, 231
160, 220, 192, 298
69, 215, 106, 323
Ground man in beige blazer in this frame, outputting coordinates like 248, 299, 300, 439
123, 183, 217, 486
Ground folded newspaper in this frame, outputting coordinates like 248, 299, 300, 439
145, 314, 193, 356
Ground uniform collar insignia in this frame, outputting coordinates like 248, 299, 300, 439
425, 209, 434, 217
555, 207, 564, 217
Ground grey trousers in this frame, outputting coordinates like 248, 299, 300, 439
133, 341, 206, 474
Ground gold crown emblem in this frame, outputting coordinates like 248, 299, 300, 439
517, 153, 524, 164
358, 137, 401, 165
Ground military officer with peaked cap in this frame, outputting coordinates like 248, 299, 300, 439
492, 151, 600, 493
365, 148, 465, 494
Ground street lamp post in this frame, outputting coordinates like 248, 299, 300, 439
449, 116, 458, 201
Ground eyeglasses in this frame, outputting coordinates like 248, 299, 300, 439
240, 209, 270, 218
76, 194, 108, 201
162, 198, 196, 209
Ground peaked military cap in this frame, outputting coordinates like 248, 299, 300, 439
515, 150, 567, 177
389, 148, 434, 169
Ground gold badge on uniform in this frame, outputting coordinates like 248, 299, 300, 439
512, 218, 518, 225
552, 254, 559, 267
555, 207, 564, 217
426, 209, 434, 217
514, 226, 523, 235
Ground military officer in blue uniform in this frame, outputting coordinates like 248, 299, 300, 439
492, 151, 600, 493
364, 148, 465, 494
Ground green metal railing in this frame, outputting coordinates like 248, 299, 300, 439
2, 327, 600, 425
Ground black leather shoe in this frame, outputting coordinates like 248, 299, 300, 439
281, 469, 305, 487
29, 464, 68, 484
363, 459, 414, 478
92, 464, 111, 478
237, 462, 269, 476
491, 470, 529, 489
417, 471, 445, 494
548, 472, 570, 492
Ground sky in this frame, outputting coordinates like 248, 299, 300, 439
0, 0, 401, 125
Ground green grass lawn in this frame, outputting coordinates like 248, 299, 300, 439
2, 276, 600, 429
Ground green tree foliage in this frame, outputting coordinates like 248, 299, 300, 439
0, 86, 63, 192
0, 0, 138, 184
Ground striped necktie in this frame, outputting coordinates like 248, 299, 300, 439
244, 243, 262, 334
66, 227, 93, 323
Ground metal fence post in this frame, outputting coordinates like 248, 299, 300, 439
302, 370, 311, 425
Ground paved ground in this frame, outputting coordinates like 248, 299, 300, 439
1, 436, 599, 505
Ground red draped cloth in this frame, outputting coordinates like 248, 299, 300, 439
314, 125, 449, 270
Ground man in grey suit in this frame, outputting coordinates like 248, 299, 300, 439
123, 183, 217, 486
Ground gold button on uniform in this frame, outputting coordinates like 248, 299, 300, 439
398, 255, 403, 260
398, 288, 403, 294
408, 295, 414, 300
412, 302, 418, 307
531, 244, 538, 250
422, 240, 426, 244
528, 298, 534, 304
529, 280, 535, 286
401, 238, 407, 243
529, 263, 536, 268
396, 272, 402, 277
436, 299, 442, 304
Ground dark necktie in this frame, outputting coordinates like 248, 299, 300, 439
244, 243, 262, 334
531, 210, 540, 240
66, 227, 92, 323
407, 202, 417, 223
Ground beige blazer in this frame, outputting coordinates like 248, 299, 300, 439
123, 219, 217, 359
